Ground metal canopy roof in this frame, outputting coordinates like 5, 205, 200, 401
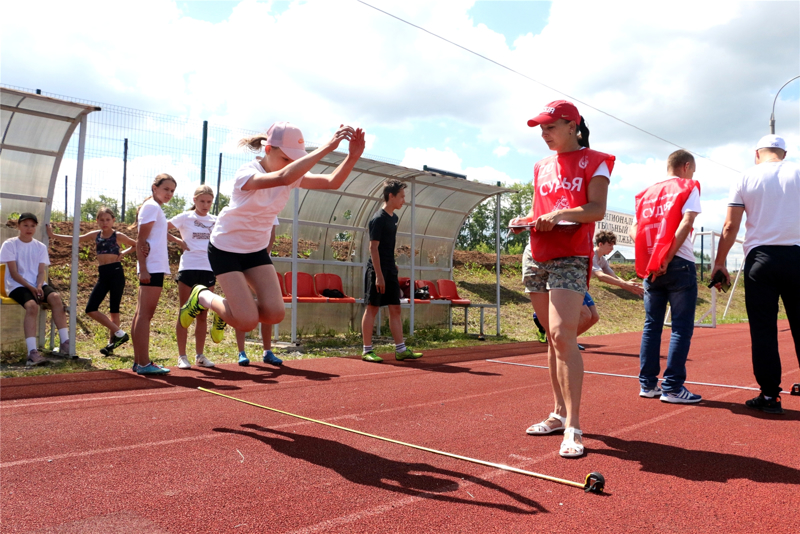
274, 152, 512, 340
1, 88, 99, 239
1, 88, 99, 356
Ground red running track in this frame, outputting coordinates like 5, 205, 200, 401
2, 322, 799, 533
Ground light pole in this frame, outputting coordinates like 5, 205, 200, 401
769, 75, 800, 134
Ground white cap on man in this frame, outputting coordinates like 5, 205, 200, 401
755, 134, 786, 152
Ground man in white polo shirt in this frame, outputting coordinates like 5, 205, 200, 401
712, 134, 800, 415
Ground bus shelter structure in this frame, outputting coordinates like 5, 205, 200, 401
271, 152, 512, 343
0, 88, 99, 355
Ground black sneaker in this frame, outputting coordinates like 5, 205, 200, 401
100, 333, 129, 356
745, 394, 784, 414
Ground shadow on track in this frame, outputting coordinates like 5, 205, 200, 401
588, 433, 800, 485
144, 364, 340, 391
214, 424, 547, 514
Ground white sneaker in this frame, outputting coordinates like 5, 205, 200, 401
195, 354, 215, 368
177, 355, 192, 369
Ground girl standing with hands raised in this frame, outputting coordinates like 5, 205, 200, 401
512, 101, 614, 458
132, 173, 177, 375
180, 122, 365, 346
46, 207, 137, 356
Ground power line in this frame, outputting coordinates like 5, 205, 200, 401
355, 0, 742, 174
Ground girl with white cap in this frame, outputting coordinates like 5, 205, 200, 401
511, 100, 615, 458
179, 122, 365, 363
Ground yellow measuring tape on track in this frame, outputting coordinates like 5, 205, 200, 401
198, 387, 605, 494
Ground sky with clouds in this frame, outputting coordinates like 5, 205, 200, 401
2, 0, 798, 261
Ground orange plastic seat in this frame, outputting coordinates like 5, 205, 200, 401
436, 279, 471, 306
314, 273, 356, 303
398, 277, 429, 304
1, 264, 18, 305
284, 272, 327, 303
276, 271, 291, 303
415, 279, 445, 300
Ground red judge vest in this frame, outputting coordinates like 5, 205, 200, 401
634, 178, 700, 279
530, 148, 615, 263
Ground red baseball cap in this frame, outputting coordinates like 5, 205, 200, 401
527, 100, 581, 127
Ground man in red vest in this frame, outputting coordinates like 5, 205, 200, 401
631, 150, 702, 404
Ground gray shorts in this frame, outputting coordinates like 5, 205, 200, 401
522, 245, 589, 295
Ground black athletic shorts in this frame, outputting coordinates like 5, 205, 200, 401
175, 269, 216, 288
9, 285, 58, 307
208, 243, 272, 275
139, 272, 165, 287
364, 263, 401, 307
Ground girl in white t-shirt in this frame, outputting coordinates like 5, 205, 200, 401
132, 173, 176, 375
179, 122, 365, 351
168, 185, 217, 369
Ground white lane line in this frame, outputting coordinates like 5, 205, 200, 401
486, 359, 793, 395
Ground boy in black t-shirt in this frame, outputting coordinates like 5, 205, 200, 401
361, 180, 422, 363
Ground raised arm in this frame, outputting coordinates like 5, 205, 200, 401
242, 126, 357, 191
45, 224, 98, 243
301, 128, 366, 190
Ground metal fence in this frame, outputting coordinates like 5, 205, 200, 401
2, 84, 268, 222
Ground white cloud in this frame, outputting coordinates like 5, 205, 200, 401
493, 146, 510, 157
400, 146, 514, 184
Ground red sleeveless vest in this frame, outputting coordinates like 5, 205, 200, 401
529, 148, 615, 263
634, 178, 700, 279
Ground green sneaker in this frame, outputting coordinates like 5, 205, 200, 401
362, 351, 383, 363
210, 312, 226, 344
180, 285, 208, 328
396, 348, 422, 361
535, 329, 547, 344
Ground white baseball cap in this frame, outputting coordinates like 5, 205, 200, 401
263, 122, 307, 161
755, 134, 786, 152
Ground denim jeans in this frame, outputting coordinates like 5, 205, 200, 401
639, 257, 698, 392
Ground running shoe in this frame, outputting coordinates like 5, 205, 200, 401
577, 343, 586, 351
210, 312, 226, 344
660, 387, 701, 404
101, 333, 129, 356
535, 329, 547, 344
262, 350, 283, 367
196, 354, 215, 368
136, 362, 170, 375
396, 348, 423, 361
54, 340, 75, 359
132, 362, 139, 372
179, 284, 208, 328
177, 355, 192, 369
238, 351, 250, 366
26, 349, 47, 367
362, 351, 383, 363
745, 394, 784, 414
639, 386, 663, 398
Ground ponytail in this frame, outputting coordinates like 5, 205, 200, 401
577, 116, 590, 148
189, 184, 214, 211
238, 134, 269, 153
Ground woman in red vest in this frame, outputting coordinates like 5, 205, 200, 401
512, 100, 615, 458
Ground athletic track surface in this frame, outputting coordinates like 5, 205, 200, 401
2, 321, 799, 533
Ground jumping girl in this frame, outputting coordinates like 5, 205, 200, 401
132, 173, 177, 375
512, 100, 614, 458
179, 122, 365, 352
167, 185, 219, 369
46, 207, 137, 355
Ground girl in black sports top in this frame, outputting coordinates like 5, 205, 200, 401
47, 207, 137, 355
